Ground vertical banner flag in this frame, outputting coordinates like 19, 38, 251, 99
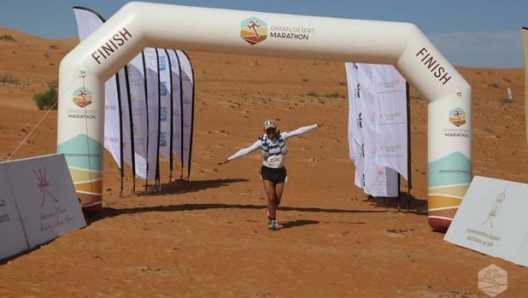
73, 7, 122, 169
346, 62, 407, 197
168, 50, 183, 175
158, 49, 172, 164
371, 65, 408, 181
176, 50, 195, 179
345, 63, 365, 189
128, 53, 150, 179
73, 7, 194, 186
144, 48, 161, 181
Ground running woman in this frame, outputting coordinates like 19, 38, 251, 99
217, 119, 325, 231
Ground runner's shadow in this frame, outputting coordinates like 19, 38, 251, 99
85, 203, 387, 225
280, 219, 319, 229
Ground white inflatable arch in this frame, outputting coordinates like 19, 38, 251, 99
58, 1, 472, 231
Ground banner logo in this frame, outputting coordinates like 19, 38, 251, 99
449, 107, 466, 127
481, 191, 505, 229
33, 167, 59, 207
241, 17, 268, 45
73, 87, 93, 108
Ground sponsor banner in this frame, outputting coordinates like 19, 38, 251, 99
346, 62, 400, 196
158, 49, 172, 162
445, 176, 528, 267
74, 7, 122, 169
371, 66, 408, 181
128, 54, 149, 179
176, 50, 194, 172
118, 67, 133, 168
0, 154, 86, 249
144, 47, 160, 180
345, 63, 364, 188
168, 50, 183, 165
0, 165, 28, 260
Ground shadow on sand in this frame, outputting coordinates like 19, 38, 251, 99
365, 192, 428, 216
86, 203, 387, 225
131, 178, 250, 196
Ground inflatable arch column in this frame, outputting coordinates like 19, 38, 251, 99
58, 2, 471, 231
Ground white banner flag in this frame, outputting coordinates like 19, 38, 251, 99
144, 48, 160, 181
73, 7, 122, 168
346, 62, 404, 197
345, 63, 364, 189
158, 49, 171, 163
128, 54, 149, 179
372, 66, 408, 181
168, 50, 183, 171
362, 80, 398, 197
73, 7, 195, 183
176, 50, 194, 178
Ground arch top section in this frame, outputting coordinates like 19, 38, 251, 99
60, 1, 469, 102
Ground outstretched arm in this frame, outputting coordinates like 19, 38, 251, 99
281, 120, 327, 139
217, 140, 261, 165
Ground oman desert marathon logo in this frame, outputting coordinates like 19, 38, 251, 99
33, 166, 59, 207
448, 107, 466, 127
240, 17, 268, 45
72, 87, 93, 108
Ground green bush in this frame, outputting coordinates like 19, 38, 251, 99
33, 81, 58, 110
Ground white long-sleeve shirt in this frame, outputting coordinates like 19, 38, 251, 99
227, 124, 318, 168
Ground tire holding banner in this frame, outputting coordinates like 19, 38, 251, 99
427, 96, 472, 232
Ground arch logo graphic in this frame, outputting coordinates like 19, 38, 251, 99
449, 107, 466, 127
73, 87, 92, 108
241, 17, 267, 45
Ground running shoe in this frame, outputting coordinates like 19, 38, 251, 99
269, 220, 279, 231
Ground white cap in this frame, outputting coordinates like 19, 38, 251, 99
263, 120, 276, 130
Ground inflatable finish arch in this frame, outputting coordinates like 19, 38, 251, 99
57, 1, 472, 231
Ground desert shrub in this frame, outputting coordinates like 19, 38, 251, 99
0, 73, 19, 85
307, 91, 318, 97
488, 82, 499, 88
324, 92, 341, 98
33, 81, 58, 110
0, 34, 15, 41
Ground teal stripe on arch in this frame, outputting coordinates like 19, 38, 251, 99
428, 151, 472, 188
57, 134, 103, 171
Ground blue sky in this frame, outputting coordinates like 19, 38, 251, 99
0, 0, 527, 68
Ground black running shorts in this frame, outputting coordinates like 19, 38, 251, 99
260, 166, 287, 184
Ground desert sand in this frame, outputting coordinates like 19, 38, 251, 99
0, 27, 527, 297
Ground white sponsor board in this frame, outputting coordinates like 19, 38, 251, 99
444, 176, 528, 266
0, 166, 28, 260
1, 154, 86, 249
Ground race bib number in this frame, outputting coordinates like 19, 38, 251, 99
267, 155, 284, 168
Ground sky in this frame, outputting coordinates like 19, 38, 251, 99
0, 0, 527, 68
